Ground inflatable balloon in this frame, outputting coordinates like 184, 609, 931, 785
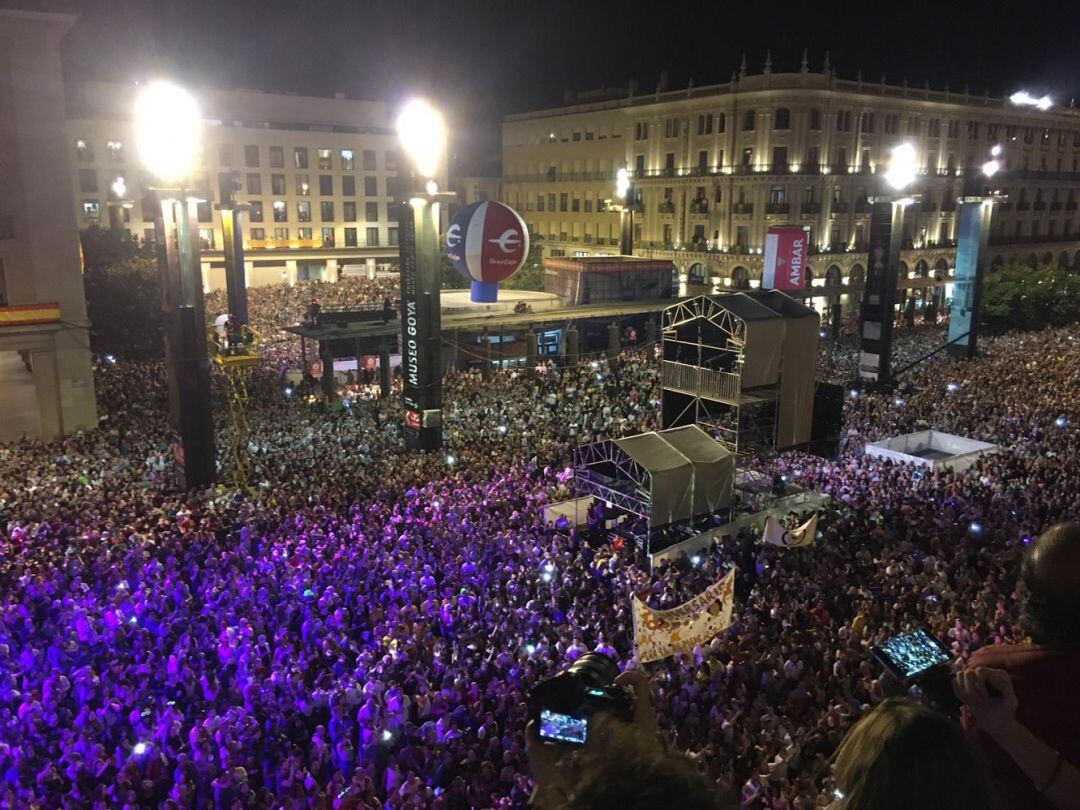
444, 201, 529, 302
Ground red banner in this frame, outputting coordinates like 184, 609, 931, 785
762, 227, 808, 291
403, 408, 422, 430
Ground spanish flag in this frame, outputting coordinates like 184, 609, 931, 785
0, 303, 61, 327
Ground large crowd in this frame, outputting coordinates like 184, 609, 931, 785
1, 278, 1078, 807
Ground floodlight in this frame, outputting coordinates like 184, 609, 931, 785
134, 81, 202, 184
396, 99, 446, 180
884, 142, 917, 191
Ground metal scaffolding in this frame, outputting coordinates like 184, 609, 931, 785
209, 325, 262, 490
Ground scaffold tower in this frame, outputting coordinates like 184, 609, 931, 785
209, 325, 262, 490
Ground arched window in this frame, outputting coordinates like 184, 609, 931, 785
848, 265, 865, 286
742, 110, 756, 132
825, 265, 842, 287
731, 266, 751, 289
914, 260, 929, 278
688, 262, 707, 285
774, 108, 791, 130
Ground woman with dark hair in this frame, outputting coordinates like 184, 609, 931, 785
830, 698, 998, 810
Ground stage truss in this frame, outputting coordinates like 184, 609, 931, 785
209, 325, 262, 490
573, 439, 651, 521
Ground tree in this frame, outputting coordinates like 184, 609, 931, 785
981, 262, 1080, 331
501, 233, 545, 292
83, 256, 164, 360
79, 225, 151, 273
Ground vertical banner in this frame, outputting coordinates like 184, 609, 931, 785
762, 226, 809, 291
948, 199, 992, 358
398, 200, 442, 450
858, 201, 903, 382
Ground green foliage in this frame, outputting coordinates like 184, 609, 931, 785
79, 225, 151, 273
981, 262, 1080, 331
501, 233, 546, 292
439, 253, 468, 290
83, 256, 164, 360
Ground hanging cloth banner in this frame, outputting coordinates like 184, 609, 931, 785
631, 568, 736, 663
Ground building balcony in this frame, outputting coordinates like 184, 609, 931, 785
658, 202, 676, 215
765, 202, 790, 215
800, 202, 821, 216
1033, 201, 1047, 211
941, 202, 957, 213
732, 203, 753, 215
1050, 201, 1063, 211
1017, 201, 1031, 211
830, 203, 850, 214
854, 201, 872, 214
921, 201, 938, 213
504, 170, 613, 183
689, 200, 709, 215
988, 232, 1079, 246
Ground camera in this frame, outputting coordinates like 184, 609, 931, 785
528, 652, 633, 746
872, 629, 958, 715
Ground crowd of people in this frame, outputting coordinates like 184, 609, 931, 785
1, 278, 1078, 807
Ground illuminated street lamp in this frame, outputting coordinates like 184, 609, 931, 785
135, 80, 215, 488
396, 98, 453, 451
106, 176, 133, 231
614, 167, 635, 255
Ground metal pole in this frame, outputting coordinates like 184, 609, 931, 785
218, 201, 249, 326
565, 325, 580, 368
320, 341, 335, 399
156, 192, 215, 489
525, 328, 537, 373
379, 340, 392, 398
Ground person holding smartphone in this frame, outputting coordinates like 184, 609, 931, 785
525, 671, 717, 810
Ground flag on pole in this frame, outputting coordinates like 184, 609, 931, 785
761, 513, 818, 548
631, 568, 736, 663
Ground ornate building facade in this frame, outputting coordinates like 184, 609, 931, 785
502, 56, 1080, 310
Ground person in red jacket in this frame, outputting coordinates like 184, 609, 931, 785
964, 522, 1080, 809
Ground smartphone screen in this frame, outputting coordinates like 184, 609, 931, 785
876, 629, 951, 678
537, 708, 588, 745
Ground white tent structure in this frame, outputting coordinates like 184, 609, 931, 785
865, 429, 998, 472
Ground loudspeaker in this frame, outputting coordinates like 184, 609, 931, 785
805, 382, 844, 458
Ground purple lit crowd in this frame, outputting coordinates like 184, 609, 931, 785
1, 279, 1078, 807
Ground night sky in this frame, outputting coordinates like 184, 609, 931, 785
45, 0, 1080, 169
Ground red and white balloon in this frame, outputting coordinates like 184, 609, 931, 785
444, 201, 529, 302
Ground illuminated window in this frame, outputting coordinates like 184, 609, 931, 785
273, 227, 288, 239
297, 201, 311, 222
250, 227, 265, 240
272, 200, 287, 222
249, 201, 264, 222
296, 174, 310, 196
106, 140, 124, 162
340, 149, 355, 170
317, 148, 332, 170
75, 140, 94, 162
298, 227, 312, 240
366, 226, 379, 246
294, 147, 308, 169
344, 227, 357, 246
81, 200, 100, 218
321, 227, 334, 246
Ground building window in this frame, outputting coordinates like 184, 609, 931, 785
319, 175, 333, 196
967, 121, 980, 140
742, 110, 756, 131
664, 117, 680, 138
547, 192, 556, 211
741, 148, 753, 168
198, 228, 214, 249
806, 146, 820, 170
344, 226, 358, 246
342, 175, 356, 196
246, 173, 262, 195
218, 144, 233, 166
665, 153, 675, 172
106, 140, 124, 162
340, 149, 355, 170
697, 114, 713, 135
343, 201, 357, 221
837, 111, 853, 132
271, 174, 286, 195
698, 150, 709, 169
366, 227, 379, 246
244, 145, 259, 167
385, 150, 398, 172
774, 108, 791, 130
296, 174, 310, 195
75, 139, 94, 162
365, 202, 379, 221
809, 109, 821, 131
635, 154, 645, 174
772, 147, 788, 170
536, 194, 544, 212
572, 131, 581, 142
571, 195, 580, 212
364, 176, 377, 196
884, 114, 899, 135
559, 193, 568, 212
298, 227, 312, 240
273, 200, 287, 222
320, 201, 334, 221
927, 118, 941, 138
249, 200, 264, 222
363, 150, 377, 170
321, 226, 335, 246
81, 200, 100, 219
293, 147, 308, 169
297, 201, 311, 222
196, 201, 212, 222
769, 185, 786, 204
388, 227, 398, 247
634, 121, 649, 140
717, 112, 726, 133
269, 146, 284, 168
250, 227, 265, 241
317, 148, 332, 170
385, 176, 397, 197
272, 227, 287, 240
78, 168, 98, 193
